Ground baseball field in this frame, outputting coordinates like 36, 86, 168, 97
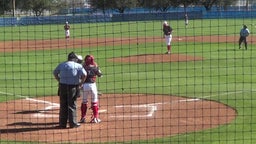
0, 18, 255, 143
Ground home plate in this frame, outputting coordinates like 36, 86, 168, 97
99, 109, 107, 113
33, 113, 58, 118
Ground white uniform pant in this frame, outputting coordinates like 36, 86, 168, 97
65, 30, 70, 38
82, 83, 98, 103
165, 34, 172, 46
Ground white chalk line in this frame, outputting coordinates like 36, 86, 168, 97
0, 90, 255, 119
112, 104, 158, 118
0, 91, 107, 118
198, 90, 245, 99
26, 98, 59, 118
110, 98, 200, 118
109, 90, 253, 118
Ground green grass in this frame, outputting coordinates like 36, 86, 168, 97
0, 18, 254, 41
0, 18, 256, 143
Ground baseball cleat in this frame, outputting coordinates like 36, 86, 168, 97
70, 123, 80, 128
90, 118, 101, 123
79, 117, 86, 123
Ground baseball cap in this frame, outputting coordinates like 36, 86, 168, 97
68, 52, 77, 60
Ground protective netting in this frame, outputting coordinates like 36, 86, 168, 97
0, 1, 255, 144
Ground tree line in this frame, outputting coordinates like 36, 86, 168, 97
1, 0, 253, 16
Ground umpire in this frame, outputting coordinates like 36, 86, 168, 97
53, 52, 87, 128
239, 24, 250, 50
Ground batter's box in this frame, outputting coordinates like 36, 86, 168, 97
110, 104, 157, 118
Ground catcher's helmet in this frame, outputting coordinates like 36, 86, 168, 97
85, 55, 95, 65
76, 55, 83, 64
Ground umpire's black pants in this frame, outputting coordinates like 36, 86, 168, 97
239, 36, 247, 49
59, 84, 79, 127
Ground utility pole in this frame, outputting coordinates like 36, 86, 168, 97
12, 0, 15, 17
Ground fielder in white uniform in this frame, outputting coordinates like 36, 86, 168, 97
163, 21, 173, 54
64, 21, 70, 40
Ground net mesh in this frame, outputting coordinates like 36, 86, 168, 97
0, 2, 255, 144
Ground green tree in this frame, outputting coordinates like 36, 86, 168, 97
16, 0, 53, 16
172, 0, 198, 13
88, 0, 111, 14
0, 0, 12, 15
142, 0, 172, 12
216, 0, 238, 10
140, 0, 196, 12
89, 0, 137, 13
110, 0, 137, 13
199, 0, 219, 11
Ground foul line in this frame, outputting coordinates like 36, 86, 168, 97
112, 104, 158, 118
110, 98, 200, 118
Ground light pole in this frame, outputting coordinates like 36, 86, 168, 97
12, 0, 15, 17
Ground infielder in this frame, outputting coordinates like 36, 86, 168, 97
64, 21, 70, 40
163, 21, 173, 54
239, 24, 250, 50
80, 55, 103, 123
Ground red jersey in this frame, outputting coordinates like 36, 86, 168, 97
83, 64, 102, 83
64, 24, 70, 30
163, 25, 172, 35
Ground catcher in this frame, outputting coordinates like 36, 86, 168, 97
80, 55, 103, 123
239, 24, 250, 50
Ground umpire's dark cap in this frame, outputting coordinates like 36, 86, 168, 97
68, 52, 77, 61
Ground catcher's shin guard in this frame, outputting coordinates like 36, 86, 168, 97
91, 102, 99, 118
80, 103, 88, 118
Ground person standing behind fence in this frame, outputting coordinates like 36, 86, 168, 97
80, 55, 103, 123
64, 21, 70, 40
184, 14, 189, 28
163, 21, 173, 54
53, 52, 87, 128
239, 24, 250, 50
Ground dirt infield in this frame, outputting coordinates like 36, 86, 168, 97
0, 94, 236, 143
1, 35, 255, 52
0, 35, 242, 143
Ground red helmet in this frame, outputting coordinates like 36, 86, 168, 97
84, 55, 95, 66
